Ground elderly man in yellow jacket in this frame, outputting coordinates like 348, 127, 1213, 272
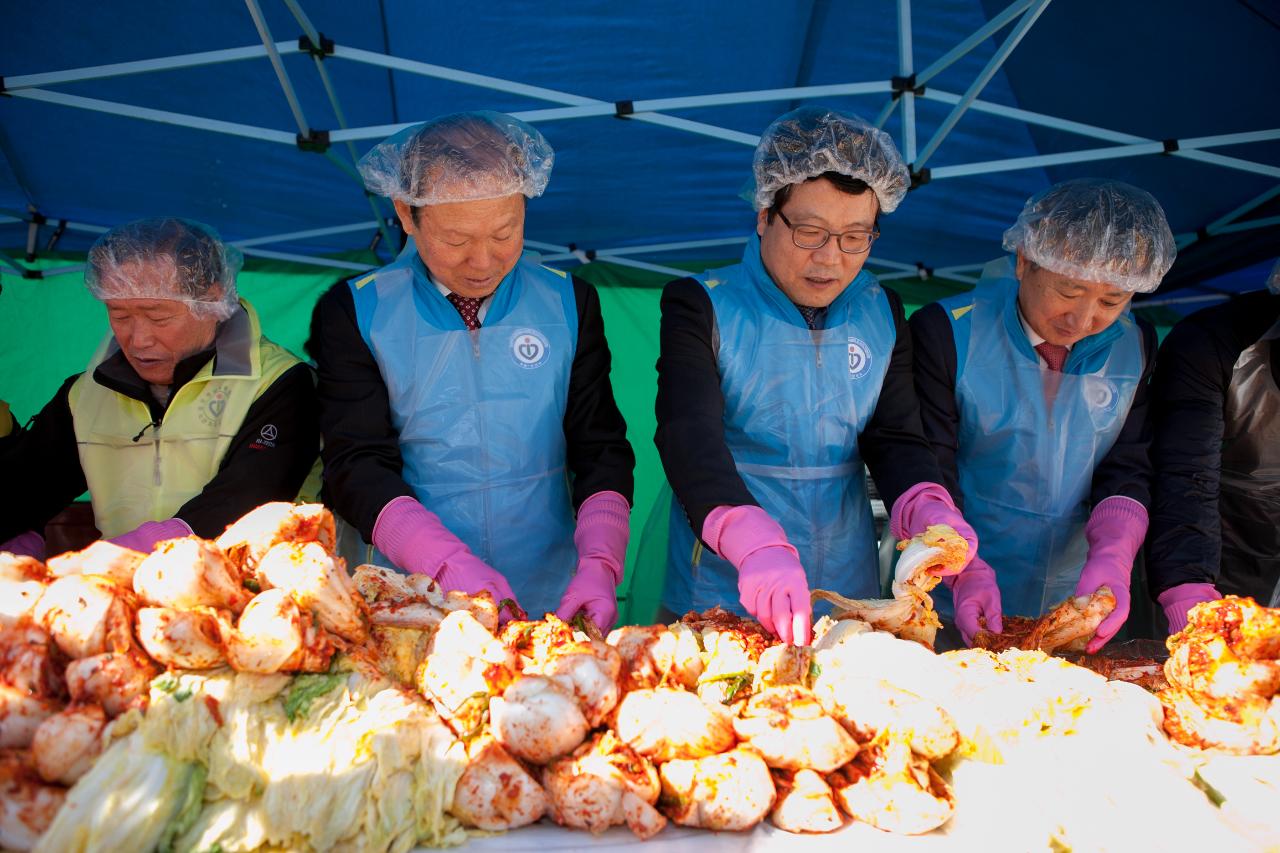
0, 217, 319, 557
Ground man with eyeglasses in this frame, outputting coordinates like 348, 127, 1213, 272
653, 106, 977, 645
910, 179, 1174, 651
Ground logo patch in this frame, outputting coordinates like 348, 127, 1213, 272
1083, 376, 1118, 412
251, 423, 278, 450
196, 384, 231, 427
511, 328, 550, 369
847, 337, 872, 379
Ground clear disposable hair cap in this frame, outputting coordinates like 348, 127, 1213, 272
1002, 178, 1176, 293
751, 106, 910, 213
86, 218, 242, 321
358, 110, 554, 206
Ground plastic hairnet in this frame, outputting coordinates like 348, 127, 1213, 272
1002, 179, 1176, 293
86, 218, 242, 321
751, 106, 910, 213
1268, 258, 1280, 295
358, 111, 554, 206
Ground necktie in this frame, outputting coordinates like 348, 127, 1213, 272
795, 304, 824, 330
1035, 342, 1068, 372
446, 292, 483, 330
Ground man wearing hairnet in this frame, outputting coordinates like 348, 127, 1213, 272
911, 179, 1175, 651
308, 112, 634, 627
1147, 259, 1280, 626
654, 106, 975, 645
0, 218, 320, 556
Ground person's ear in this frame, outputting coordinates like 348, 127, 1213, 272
393, 199, 416, 234
756, 208, 770, 238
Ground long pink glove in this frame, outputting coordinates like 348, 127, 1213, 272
705, 505, 811, 646
555, 491, 631, 632
890, 482, 979, 576
1074, 496, 1148, 654
1157, 582, 1220, 635
107, 518, 192, 553
1, 530, 46, 560
373, 496, 519, 619
947, 556, 1003, 646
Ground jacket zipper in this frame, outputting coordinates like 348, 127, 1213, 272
152, 421, 163, 486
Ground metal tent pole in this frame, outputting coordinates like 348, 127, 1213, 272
7, 89, 297, 144
2, 44, 299, 90
898, 0, 917, 163
238, 247, 374, 271
279, 0, 398, 258
915, 0, 1036, 86
33, 263, 87, 279
1212, 215, 1280, 236
1205, 185, 1280, 231
1176, 185, 1280, 248
915, 0, 1052, 169
874, 96, 900, 130
540, 236, 750, 263
0, 254, 29, 275
244, 0, 312, 138
930, 130, 1280, 180
231, 222, 379, 248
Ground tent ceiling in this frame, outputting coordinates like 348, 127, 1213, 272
2, 0, 1277, 304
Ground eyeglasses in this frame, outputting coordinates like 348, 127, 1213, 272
774, 209, 879, 255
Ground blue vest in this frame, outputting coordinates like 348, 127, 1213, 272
662, 234, 895, 615
938, 271, 1144, 617
350, 245, 579, 617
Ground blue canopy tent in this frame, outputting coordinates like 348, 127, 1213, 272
2, 0, 1276, 287
2, 0, 1277, 613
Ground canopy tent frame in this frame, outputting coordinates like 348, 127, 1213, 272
2, 0, 1276, 289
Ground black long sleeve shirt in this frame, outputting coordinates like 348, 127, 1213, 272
307, 275, 635, 540
908, 301, 1158, 512
654, 276, 942, 542
1145, 290, 1280, 597
0, 347, 319, 541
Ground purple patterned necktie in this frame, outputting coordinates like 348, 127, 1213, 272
446, 292, 483, 330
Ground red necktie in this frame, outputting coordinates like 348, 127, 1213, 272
1035, 342, 1068, 372
446, 292, 483, 330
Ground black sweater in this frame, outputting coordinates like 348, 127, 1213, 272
1145, 290, 1280, 597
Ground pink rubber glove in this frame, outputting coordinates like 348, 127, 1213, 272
373, 496, 520, 620
1074, 496, 1148, 653
705, 505, 811, 646
1157, 582, 1221, 635
947, 557, 1003, 646
1, 530, 46, 560
890, 482, 979, 576
555, 491, 631, 632
106, 518, 192, 553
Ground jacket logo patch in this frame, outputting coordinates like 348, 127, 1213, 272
197, 384, 231, 427
847, 337, 872, 379
511, 328, 550, 369
251, 423, 278, 450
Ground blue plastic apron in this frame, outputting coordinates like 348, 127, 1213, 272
940, 273, 1144, 617
351, 244, 579, 617
662, 234, 894, 615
